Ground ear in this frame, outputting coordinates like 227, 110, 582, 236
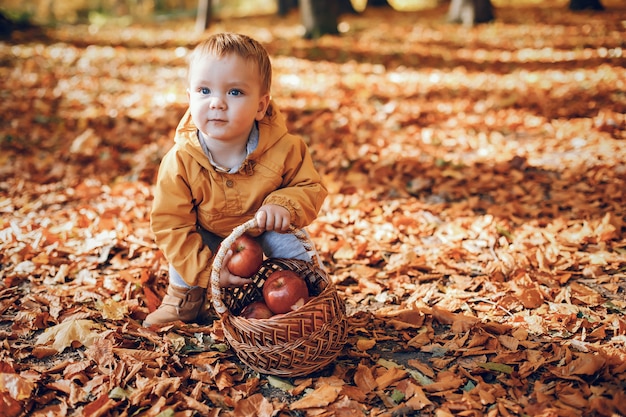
255, 94, 271, 121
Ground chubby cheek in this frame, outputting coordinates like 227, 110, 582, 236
190, 97, 205, 113
189, 109, 203, 128
189, 101, 208, 124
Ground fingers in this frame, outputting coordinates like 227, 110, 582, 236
255, 209, 290, 232
274, 216, 289, 232
255, 211, 267, 229
256, 210, 277, 231
219, 250, 252, 287
222, 249, 233, 264
226, 276, 252, 287
219, 272, 252, 288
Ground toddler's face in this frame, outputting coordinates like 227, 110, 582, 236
188, 53, 269, 144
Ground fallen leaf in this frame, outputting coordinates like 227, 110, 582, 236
356, 338, 376, 351
354, 363, 377, 394
35, 319, 103, 352
0, 373, 35, 401
289, 384, 341, 410
267, 375, 295, 392
478, 362, 514, 375
232, 393, 274, 417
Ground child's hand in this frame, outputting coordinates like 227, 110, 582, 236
255, 204, 290, 232
219, 249, 252, 288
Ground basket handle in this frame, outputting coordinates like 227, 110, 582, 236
210, 218, 322, 315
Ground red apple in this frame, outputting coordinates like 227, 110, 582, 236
227, 234, 263, 278
240, 301, 274, 319
262, 270, 310, 314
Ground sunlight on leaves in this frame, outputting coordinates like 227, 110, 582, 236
97, 298, 128, 321
0, 373, 35, 401
35, 319, 104, 352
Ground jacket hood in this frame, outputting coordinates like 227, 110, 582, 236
173, 101, 288, 173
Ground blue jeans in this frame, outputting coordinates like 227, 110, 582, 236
169, 228, 312, 288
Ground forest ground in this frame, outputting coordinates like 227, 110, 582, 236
1, 4, 625, 417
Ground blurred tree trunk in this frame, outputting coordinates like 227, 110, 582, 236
367, 0, 392, 6
282, 0, 354, 19
300, 0, 339, 38
569, 0, 604, 10
340, 0, 357, 14
195, 0, 212, 33
0, 11, 39, 38
1, 12, 14, 38
448, 0, 494, 27
278, 0, 298, 16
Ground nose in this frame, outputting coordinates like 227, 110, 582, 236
209, 96, 225, 110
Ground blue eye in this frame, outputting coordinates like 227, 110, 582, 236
200, 87, 210, 95
229, 89, 242, 96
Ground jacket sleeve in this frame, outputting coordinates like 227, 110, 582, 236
263, 135, 328, 229
150, 148, 213, 288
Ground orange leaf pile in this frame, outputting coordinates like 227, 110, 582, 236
1, 4, 625, 416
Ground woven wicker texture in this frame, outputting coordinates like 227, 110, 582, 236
210, 218, 348, 376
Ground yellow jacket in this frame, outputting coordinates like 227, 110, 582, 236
151, 102, 327, 287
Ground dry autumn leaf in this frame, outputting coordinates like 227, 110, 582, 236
289, 384, 342, 410
354, 363, 377, 394
232, 393, 274, 417
0, 373, 35, 401
34, 319, 104, 352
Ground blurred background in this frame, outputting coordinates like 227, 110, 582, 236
1, 0, 619, 27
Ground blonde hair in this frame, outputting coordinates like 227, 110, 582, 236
189, 32, 272, 94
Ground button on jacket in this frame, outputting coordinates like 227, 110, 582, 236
151, 102, 328, 288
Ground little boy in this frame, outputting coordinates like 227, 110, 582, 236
144, 32, 327, 326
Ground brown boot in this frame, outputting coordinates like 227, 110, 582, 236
143, 285, 206, 327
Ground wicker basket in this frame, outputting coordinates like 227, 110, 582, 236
210, 218, 348, 377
